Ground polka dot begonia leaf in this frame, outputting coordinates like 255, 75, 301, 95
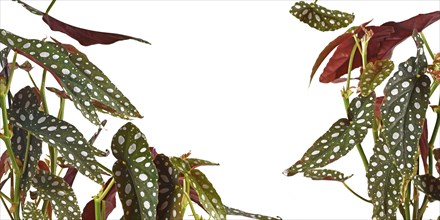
111, 122, 158, 220
0, 29, 141, 125
303, 169, 352, 182
225, 206, 281, 220
359, 60, 394, 96
11, 126, 42, 203
154, 154, 184, 220
284, 93, 375, 176
366, 136, 402, 220
0, 47, 10, 70
289, 1, 354, 32
23, 202, 49, 220
380, 31, 430, 178
187, 158, 219, 169
8, 87, 104, 184
13, 0, 44, 16
414, 175, 440, 201
31, 170, 81, 220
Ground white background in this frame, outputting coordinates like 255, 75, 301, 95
0, 0, 439, 219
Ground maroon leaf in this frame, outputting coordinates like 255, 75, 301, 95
42, 14, 150, 46
419, 121, 429, 173
63, 166, 78, 187
82, 178, 117, 220
374, 96, 384, 121
37, 160, 50, 172
317, 11, 440, 83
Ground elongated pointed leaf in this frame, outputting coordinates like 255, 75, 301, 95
380, 31, 430, 177
32, 170, 81, 219
112, 122, 158, 219
359, 60, 394, 96
419, 121, 429, 173
284, 94, 374, 176
367, 136, 402, 219
11, 126, 42, 202
23, 202, 49, 220
12, 0, 43, 16
187, 158, 219, 169
304, 169, 352, 182
225, 206, 281, 220
154, 154, 184, 220
9, 87, 103, 184
414, 175, 440, 201
0, 29, 141, 125
290, 1, 354, 32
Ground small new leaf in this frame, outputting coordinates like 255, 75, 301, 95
380, 31, 430, 178
367, 136, 402, 219
23, 202, 49, 220
414, 175, 440, 201
290, 1, 354, 32
187, 158, 219, 169
304, 169, 352, 182
225, 206, 281, 220
112, 122, 158, 219
31, 170, 81, 219
284, 93, 374, 176
359, 60, 394, 96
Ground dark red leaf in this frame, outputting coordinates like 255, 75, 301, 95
419, 121, 429, 173
46, 87, 70, 99
318, 11, 440, 83
63, 166, 78, 187
434, 148, 440, 175
82, 178, 117, 220
42, 14, 150, 46
37, 160, 49, 172
374, 96, 384, 121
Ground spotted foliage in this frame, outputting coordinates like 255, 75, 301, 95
414, 175, 440, 201
31, 170, 81, 219
289, 1, 354, 32
380, 31, 430, 178
304, 169, 352, 182
9, 86, 104, 184
0, 29, 141, 125
187, 158, 219, 169
112, 122, 158, 219
367, 136, 402, 220
154, 154, 184, 220
13, 0, 43, 16
23, 202, 48, 220
284, 93, 374, 176
225, 206, 281, 220
11, 126, 42, 202
0, 47, 10, 74
359, 60, 394, 96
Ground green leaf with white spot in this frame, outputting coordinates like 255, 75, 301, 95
367, 136, 402, 219
289, 1, 354, 32
359, 60, 394, 96
304, 169, 352, 182
31, 170, 81, 219
225, 206, 281, 220
154, 154, 184, 220
380, 31, 430, 178
187, 158, 219, 169
187, 169, 226, 220
23, 202, 48, 220
11, 126, 42, 203
284, 93, 375, 176
111, 122, 158, 219
169, 156, 192, 174
9, 87, 104, 184
414, 175, 440, 201
0, 29, 141, 125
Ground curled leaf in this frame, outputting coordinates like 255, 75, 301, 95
304, 169, 352, 182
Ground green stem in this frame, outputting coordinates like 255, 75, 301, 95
404, 182, 411, 220
372, 118, 379, 143
356, 143, 369, 172
40, 70, 49, 113
430, 82, 438, 97
45, 0, 57, 14
412, 185, 419, 220
0, 192, 14, 220
420, 32, 435, 60
342, 181, 371, 203
0, 191, 12, 204
94, 197, 101, 220
97, 178, 115, 201
183, 178, 199, 220
21, 132, 32, 175
26, 71, 39, 89
5, 52, 18, 93
96, 161, 112, 175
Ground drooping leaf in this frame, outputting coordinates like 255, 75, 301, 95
9, 86, 104, 184
23, 202, 49, 220
187, 158, 219, 169
284, 93, 375, 176
225, 206, 281, 220
367, 136, 402, 220
0, 29, 142, 125
290, 1, 354, 32
154, 154, 184, 220
11, 125, 42, 203
380, 31, 430, 177
359, 60, 394, 96
419, 121, 429, 173
112, 122, 158, 219
434, 148, 440, 175
304, 169, 352, 182
82, 178, 117, 220
318, 11, 440, 83
31, 170, 81, 219
414, 175, 440, 201
63, 166, 78, 187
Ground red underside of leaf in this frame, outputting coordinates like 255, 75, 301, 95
82, 178, 117, 220
318, 11, 440, 83
419, 121, 429, 173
